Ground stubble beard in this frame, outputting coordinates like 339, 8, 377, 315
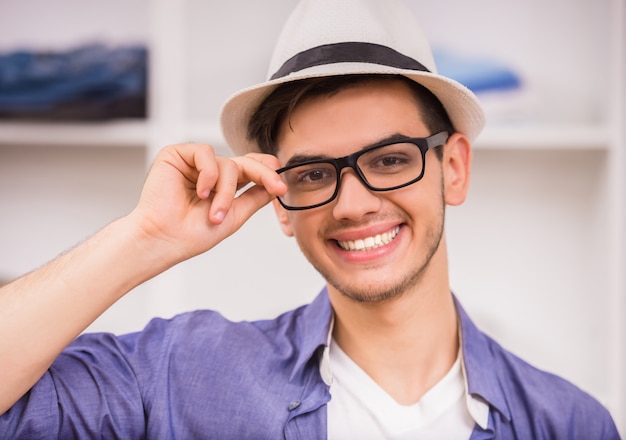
302, 190, 446, 304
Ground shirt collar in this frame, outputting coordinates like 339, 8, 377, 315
454, 295, 512, 424
459, 331, 490, 429
306, 289, 511, 429
289, 287, 334, 383
318, 313, 490, 430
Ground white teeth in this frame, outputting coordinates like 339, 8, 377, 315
337, 227, 400, 252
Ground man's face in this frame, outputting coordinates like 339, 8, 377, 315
273, 80, 449, 303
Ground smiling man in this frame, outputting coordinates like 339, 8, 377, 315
265, 76, 469, 436
0, 0, 620, 439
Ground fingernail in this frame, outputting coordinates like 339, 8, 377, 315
212, 209, 225, 223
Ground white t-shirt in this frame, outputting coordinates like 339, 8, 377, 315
324, 340, 485, 439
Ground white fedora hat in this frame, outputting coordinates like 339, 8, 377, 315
220, 0, 485, 155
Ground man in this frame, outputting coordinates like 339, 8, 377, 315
0, 0, 619, 438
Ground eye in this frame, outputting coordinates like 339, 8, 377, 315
281, 163, 336, 191
362, 144, 417, 173
299, 168, 331, 183
377, 155, 408, 167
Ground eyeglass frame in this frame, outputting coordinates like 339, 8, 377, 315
275, 131, 450, 211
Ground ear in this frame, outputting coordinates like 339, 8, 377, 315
442, 133, 472, 206
272, 199, 294, 237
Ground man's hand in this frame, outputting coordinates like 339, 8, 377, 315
130, 143, 287, 265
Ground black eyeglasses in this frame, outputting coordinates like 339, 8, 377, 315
275, 131, 449, 210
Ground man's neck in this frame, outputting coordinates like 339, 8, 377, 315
329, 277, 458, 405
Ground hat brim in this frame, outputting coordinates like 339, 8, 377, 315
220, 62, 485, 156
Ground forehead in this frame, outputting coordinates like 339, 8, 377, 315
275, 80, 429, 160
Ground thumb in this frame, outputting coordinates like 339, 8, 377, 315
222, 184, 277, 232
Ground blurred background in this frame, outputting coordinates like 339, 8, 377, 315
0, 0, 624, 433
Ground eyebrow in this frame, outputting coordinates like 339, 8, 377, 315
282, 133, 414, 167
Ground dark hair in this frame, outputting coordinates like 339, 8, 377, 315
247, 74, 455, 158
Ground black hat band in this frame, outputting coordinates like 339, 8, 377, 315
270, 42, 430, 80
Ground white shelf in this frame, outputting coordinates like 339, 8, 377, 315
0, 120, 148, 148
0, 119, 611, 153
475, 123, 611, 150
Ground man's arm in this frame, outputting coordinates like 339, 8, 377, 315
0, 143, 286, 414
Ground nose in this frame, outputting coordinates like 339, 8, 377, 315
331, 170, 382, 221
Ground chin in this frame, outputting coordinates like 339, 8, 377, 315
330, 274, 417, 304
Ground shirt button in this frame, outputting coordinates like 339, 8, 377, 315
288, 400, 301, 411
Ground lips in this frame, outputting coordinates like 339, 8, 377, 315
336, 226, 400, 251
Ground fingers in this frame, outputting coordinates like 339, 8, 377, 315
226, 183, 279, 228
206, 159, 238, 223
207, 153, 287, 224
232, 153, 287, 196
192, 146, 220, 199
163, 144, 286, 225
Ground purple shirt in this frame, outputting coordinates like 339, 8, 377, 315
1, 289, 620, 439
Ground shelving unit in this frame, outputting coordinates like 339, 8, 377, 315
0, 121, 148, 148
0, 0, 623, 434
0, 120, 612, 152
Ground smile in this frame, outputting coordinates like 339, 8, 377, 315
337, 226, 400, 252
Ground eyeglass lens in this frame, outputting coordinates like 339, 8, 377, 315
278, 140, 425, 209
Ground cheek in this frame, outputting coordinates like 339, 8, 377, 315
419, 159, 446, 203
289, 215, 327, 265
288, 211, 327, 246
399, 165, 444, 205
